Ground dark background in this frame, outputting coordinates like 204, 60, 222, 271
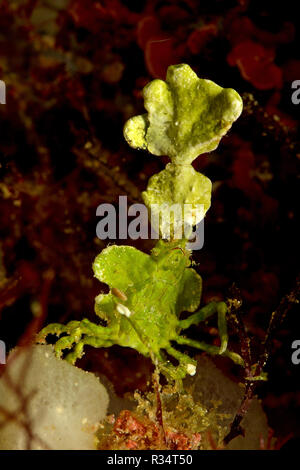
0, 0, 299, 446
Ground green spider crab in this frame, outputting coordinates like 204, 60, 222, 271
37, 64, 244, 382
37, 239, 244, 381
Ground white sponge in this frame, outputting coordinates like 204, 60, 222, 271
0, 345, 109, 450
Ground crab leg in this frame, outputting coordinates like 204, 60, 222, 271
65, 335, 115, 364
166, 345, 197, 376
36, 318, 117, 364
179, 301, 219, 329
176, 336, 244, 366
216, 302, 228, 354
36, 321, 81, 342
154, 349, 187, 382
179, 301, 228, 354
